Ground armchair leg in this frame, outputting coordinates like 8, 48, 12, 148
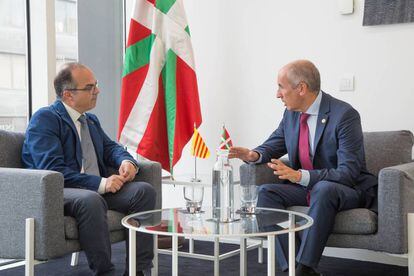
71, 252, 80, 266
409, 213, 414, 276
258, 240, 263, 264
25, 218, 34, 276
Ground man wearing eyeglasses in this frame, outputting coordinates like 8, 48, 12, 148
22, 62, 155, 276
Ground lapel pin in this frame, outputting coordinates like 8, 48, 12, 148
321, 118, 327, 124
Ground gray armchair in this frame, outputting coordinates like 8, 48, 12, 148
240, 130, 414, 261
0, 130, 162, 266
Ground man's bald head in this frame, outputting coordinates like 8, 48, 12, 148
281, 60, 320, 93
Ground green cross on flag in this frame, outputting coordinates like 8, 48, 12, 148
118, 0, 202, 174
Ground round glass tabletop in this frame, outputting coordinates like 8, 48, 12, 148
122, 207, 313, 238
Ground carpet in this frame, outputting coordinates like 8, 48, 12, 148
0, 240, 407, 276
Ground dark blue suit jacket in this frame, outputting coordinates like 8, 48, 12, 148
254, 92, 377, 207
22, 100, 138, 191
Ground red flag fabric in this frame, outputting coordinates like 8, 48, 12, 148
118, 0, 202, 173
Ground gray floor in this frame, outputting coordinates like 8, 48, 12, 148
0, 241, 408, 276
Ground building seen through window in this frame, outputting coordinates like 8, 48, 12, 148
0, 0, 77, 132
56, 0, 78, 69
0, 0, 27, 131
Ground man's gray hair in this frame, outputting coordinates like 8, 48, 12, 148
285, 60, 321, 93
54, 62, 86, 98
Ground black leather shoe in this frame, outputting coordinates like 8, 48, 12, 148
124, 266, 152, 276
296, 264, 322, 276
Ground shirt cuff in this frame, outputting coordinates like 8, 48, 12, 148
122, 160, 139, 174
98, 177, 107, 194
297, 170, 310, 187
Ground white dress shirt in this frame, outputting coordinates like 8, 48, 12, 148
62, 102, 108, 194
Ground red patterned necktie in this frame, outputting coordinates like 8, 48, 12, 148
299, 113, 313, 205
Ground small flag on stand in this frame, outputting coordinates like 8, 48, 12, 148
191, 128, 210, 159
219, 125, 233, 149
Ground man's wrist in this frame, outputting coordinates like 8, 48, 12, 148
122, 160, 138, 174
296, 170, 302, 183
249, 151, 260, 162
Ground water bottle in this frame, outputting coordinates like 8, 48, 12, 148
212, 149, 235, 222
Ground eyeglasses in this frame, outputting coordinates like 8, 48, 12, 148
66, 81, 99, 93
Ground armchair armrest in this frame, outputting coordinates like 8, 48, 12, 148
240, 158, 289, 186
134, 161, 162, 209
377, 161, 414, 253
0, 168, 66, 260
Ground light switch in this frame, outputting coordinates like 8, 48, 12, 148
338, 0, 354, 15
339, 75, 354, 91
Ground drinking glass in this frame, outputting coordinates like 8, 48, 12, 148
240, 184, 259, 214
241, 214, 259, 234
183, 185, 204, 213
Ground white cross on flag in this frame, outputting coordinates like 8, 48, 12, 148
118, 0, 202, 173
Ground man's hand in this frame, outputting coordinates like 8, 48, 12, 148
105, 175, 126, 193
229, 147, 259, 162
267, 159, 302, 183
119, 160, 138, 182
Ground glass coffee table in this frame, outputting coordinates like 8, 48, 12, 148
122, 207, 313, 276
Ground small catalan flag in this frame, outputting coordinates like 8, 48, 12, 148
191, 128, 210, 159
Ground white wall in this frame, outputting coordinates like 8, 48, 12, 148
170, 0, 414, 178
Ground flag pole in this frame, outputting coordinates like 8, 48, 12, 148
194, 154, 197, 181
170, 161, 174, 182
192, 122, 201, 183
